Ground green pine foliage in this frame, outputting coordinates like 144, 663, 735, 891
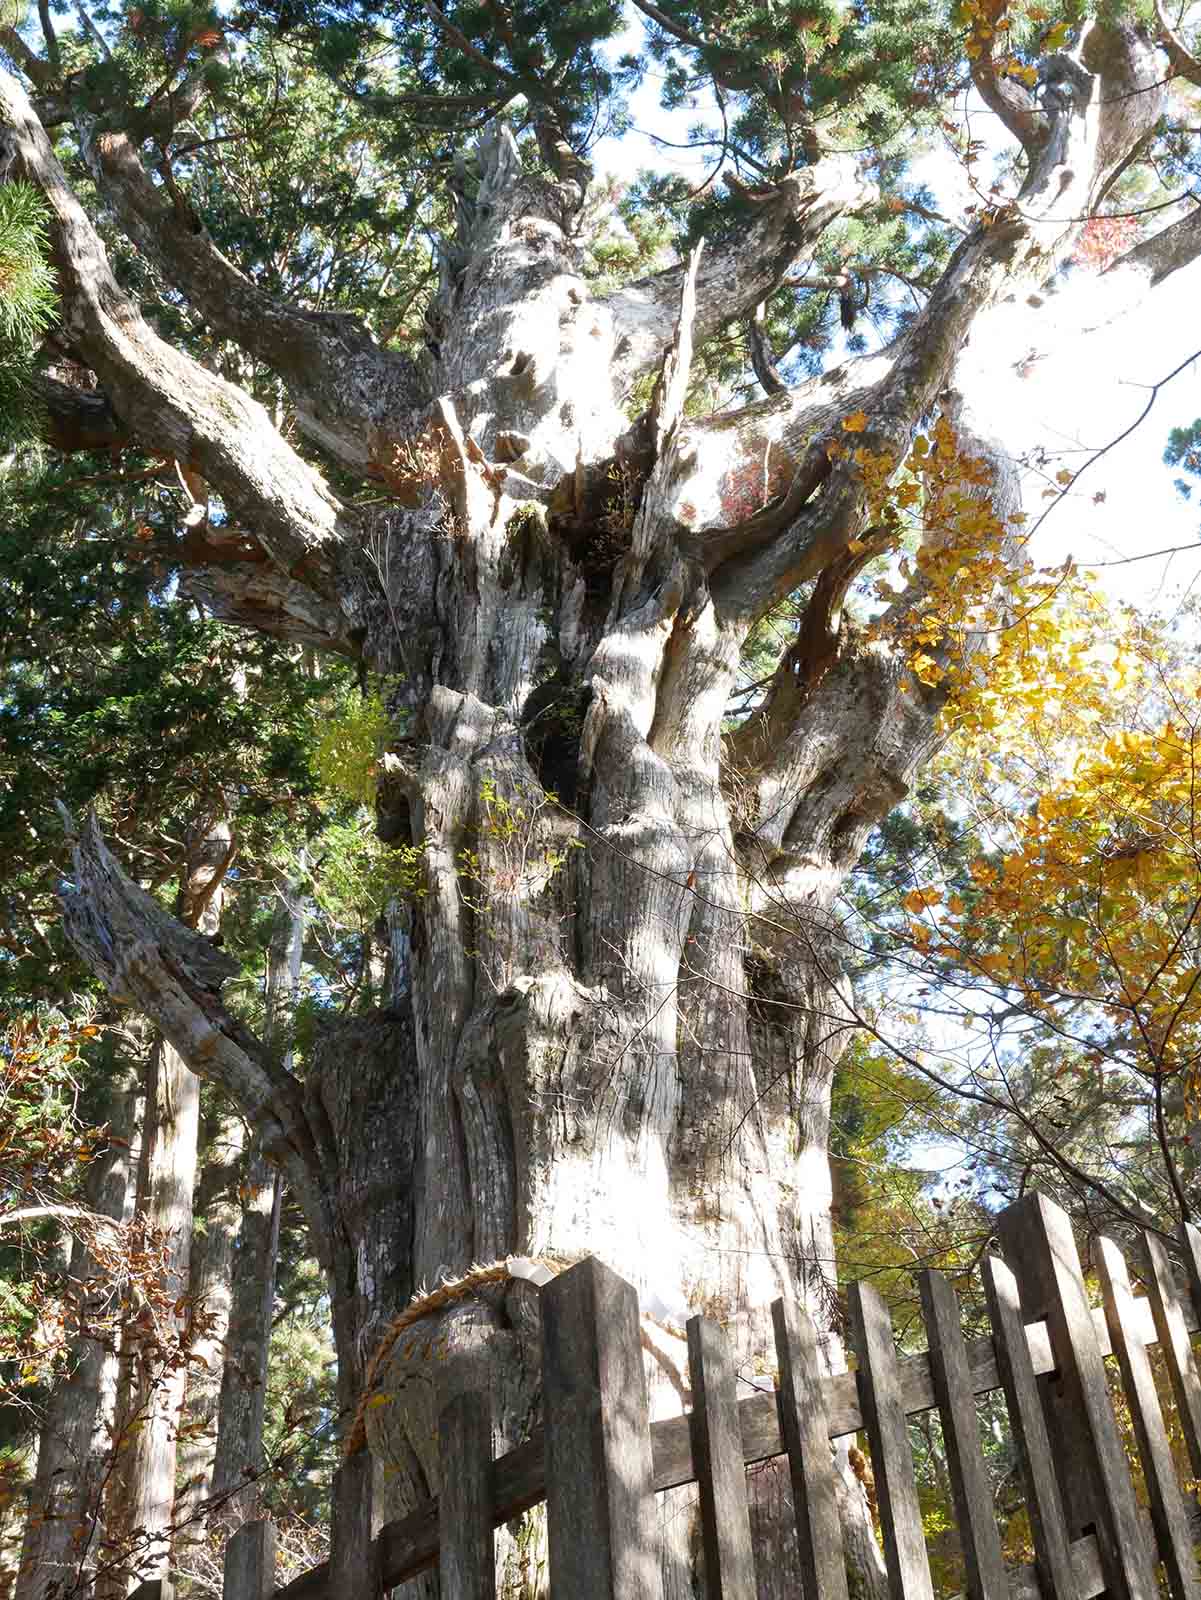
0, 456, 339, 1009
0, 183, 56, 448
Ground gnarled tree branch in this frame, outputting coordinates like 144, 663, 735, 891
1110, 201, 1201, 287
76, 117, 430, 475
969, 36, 1046, 153
59, 812, 341, 1259
1154, 0, 1201, 87
605, 155, 875, 384
1, 65, 349, 586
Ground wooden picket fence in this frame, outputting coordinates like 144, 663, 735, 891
214, 1190, 1201, 1600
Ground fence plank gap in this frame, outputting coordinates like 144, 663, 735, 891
687, 1316, 757, 1600
1143, 1229, 1201, 1481
438, 1389, 497, 1600
848, 1280, 936, 1600
918, 1271, 1009, 1600
1096, 1235, 1201, 1600
997, 1193, 1159, 1600
980, 1253, 1079, 1600
771, 1297, 849, 1600
541, 1256, 665, 1600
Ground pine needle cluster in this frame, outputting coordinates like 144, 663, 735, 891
0, 181, 56, 448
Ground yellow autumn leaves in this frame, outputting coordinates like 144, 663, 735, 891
899, 608, 1201, 1112
956, 0, 1072, 79
831, 410, 1040, 708
829, 398, 1200, 1110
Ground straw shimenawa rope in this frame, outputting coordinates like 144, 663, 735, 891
344, 1257, 558, 1457
344, 1256, 693, 1458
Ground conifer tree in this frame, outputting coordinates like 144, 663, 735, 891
3, 0, 1201, 1591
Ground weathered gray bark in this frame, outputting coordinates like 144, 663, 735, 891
101, 1038, 201, 1595
14, 1073, 138, 1600
5, 16, 1195, 1595
179, 847, 291, 1535
1, 1438, 36, 1600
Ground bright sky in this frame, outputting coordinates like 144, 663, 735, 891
593, 26, 1201, 618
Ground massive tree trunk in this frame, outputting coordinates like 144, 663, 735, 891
15, 1073, 138, 1600
3, 14, 1193, 1592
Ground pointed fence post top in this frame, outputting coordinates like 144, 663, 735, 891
541, 1253, 664, 1600
223, 1519, 277, 1600
996, 1190, 1161, 1600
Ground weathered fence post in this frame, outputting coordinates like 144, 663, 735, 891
687, 1314, 756, 1600
1144, 1227, 1201, 1482
129, 1581, 174, 1600
918, 1270, 1008, 1600
330, 1450, 380, 1600
438, 1388, 497, 1599
771, 1298, 848, 1600
541, 1256, 664, 1600
1096, 1235, 1200, 1600
222, 1519, 276, 1600
996, 1192, 1159, 1600
848, 1280, 935, 1600
980, 1253, 1079, 1600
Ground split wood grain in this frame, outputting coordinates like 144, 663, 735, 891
541, 1256, 664, 1600
223, 1521, 276, 1600
848, 1279, 935, 1600
771, 1297, 848, 1600
980, 1253, 1078, 1600
1143, 1228, 1201, 1480
1096, 1235, 1200, 1600
687, 1315, 756, 1600
919, 1270, 1008, 1600
997, 1194, 1159, 1600
438, 1389, 496, 1600
330, 1453, 378, 1600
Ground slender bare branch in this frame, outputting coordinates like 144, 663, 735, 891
1155, 0, 1201, 87
748, 302, 788, 397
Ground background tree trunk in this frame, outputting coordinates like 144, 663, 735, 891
210, 870, 304, 1531
102, 1037, 200, 1595
101, 820, 231, 1593
15, 1073, 138, 1600
175, 1113, 245, 1536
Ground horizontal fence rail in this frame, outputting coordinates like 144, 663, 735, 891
269, 1199, 1201, 1600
